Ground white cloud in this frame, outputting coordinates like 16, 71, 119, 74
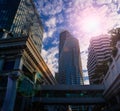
81, 51, 88, 71
71, 0, 93, 11
43, 28, 56, 42
52, 39, 59, 45
47, 28, 56, 37
82, 70, 89, 85
67, 3, 120, 45
56, 14, 64, 24
36, 0, 120, 81
84, 79, 90, 85
43, 32, 47, 39
98, 5, 108, 15
43, 17, 57, 41
96, 0, 112, 5
35, 0, 63, 15
45, 17, 56, 28
41, 47, 59, 76
83, 71, 88, 77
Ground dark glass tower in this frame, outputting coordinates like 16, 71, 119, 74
58, 30, 84, 111
0, 0, 20, 31
59, 30, 83, 85
0, 0, 43, 52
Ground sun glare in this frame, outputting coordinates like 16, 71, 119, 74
81, 16, 101, 34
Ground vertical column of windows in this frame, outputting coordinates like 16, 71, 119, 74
11, 0, 26, 37
5, 0, 43, 51
27, 1, 43, 51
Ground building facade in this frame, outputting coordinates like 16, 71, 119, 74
102, 40, 120, 111
59, 30, 83, 85
0, 36, 57, 111
0, 0, 43, 52
87, 35, 112, 84
58, 31, 84, 111
0, 0, 57, 111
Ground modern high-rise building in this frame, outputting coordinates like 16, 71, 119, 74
0, 0, 43, 52
0, 0, 54, 111
58, 30, 84, 111
87, 35, 112, 84
59, 30, 83, 85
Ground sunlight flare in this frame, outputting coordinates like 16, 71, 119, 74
81, 15, 102, 35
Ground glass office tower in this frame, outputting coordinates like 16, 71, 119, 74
59, 30, 83, 85
58, 30, 84, 111
0, 0, 43, 52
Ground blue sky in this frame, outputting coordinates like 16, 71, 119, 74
34, 0, 120, 84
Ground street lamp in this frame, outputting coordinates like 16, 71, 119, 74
0, 28, 13, 38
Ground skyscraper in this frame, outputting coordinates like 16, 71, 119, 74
0, 0, 43, 52
0, 0, 44, 110
58, 30, 84, 111
87, 35, 112, 84
59, 30, 83, 85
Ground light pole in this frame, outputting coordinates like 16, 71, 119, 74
0, 28, 13, 39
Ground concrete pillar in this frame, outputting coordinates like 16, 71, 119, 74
14, 56, 23, 70
1, 76, 17, 111
1, 56, 23, 111
20, 97, 26, 111
116, 95, 120, 104
2, 32, 8, 39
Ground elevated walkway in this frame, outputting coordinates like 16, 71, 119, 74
36, 84, 104, 92
33, 84, 106, 105
32, 97, 106, 105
